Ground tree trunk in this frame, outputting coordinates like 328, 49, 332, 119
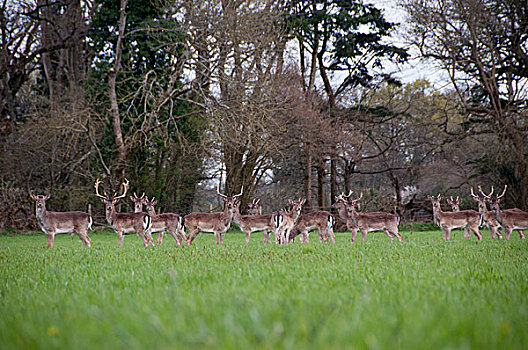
305, 147, 313, 209
108, 0, 129, 182
317, 159, 325, 209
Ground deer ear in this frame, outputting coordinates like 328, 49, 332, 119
44, 194, 51, 200
153, 200, 158, 206
112, 198, 121, 205
30, 191, 37, 200
130, 195, 134, 202
99, 197, 107, 204
289, 199, 294, 204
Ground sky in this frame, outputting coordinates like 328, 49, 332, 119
369, 0, 448, 87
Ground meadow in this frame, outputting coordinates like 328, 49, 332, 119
0, 229, 527, 349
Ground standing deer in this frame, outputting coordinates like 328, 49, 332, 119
447, 196, 462, 211
272, 198, 305, 244
30, 192, 92, 248
184, 184, 243, 245
247, 198, 261, 215
95, 178, 153, 247
427, 194, 482, 241
484, 185, 527, 240
232, 200, 275, 244
333, 191, 359, 233
130, 192, 147, 213
289, 211, 335, 244
143, 197, 185, 245
345, 193, 402, 243
446, 196, 472, 239
470, 187, 502, 239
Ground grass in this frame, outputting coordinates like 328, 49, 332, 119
0, 228, 527, 349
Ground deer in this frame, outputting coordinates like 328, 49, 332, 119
345, 192, 402, 243
130, 192, 147, 213
95, 178, 153, 247
469, 187, 503, 239
288, 210, 335, 244
184, 184, 243, 245
446, 196, 472, 239
30, 192, 92, 248
333, 191, 359, 233
483, 185, 527, 240
247, 198, 262, 215
447, 196, 462, 212
232, 200, 276, 244
271, 198, 305, 244
143, 197, 185, 245
426, 194, 482, 241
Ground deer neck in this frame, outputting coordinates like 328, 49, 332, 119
336, 203, 349, 221
223, 202, 234, 226
106, 205, 117, 225
35, 205, 47, 227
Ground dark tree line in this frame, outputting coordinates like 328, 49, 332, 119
1, 0, 526, 230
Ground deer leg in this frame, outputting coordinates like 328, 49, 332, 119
360, 229, 367, 242
504, 228, 512, 240
391, 230, 402, 242
245, 230, 251, 244
383, 229, 394, 242
442, 227, 450, 241
263, 231, 269, 244
220, 231, 225, 245
47, 232, 55, 248
351, 228, 358, 243
328, 226, 335, 244
518, 230, 525, 239
303, 231, 309, 243
167, 228, 181, 245
156, 231, 164, 245
471, 226, 482, 240
463, 227, 470, 239
186, 229, 198, 246
117, 230, 124, 246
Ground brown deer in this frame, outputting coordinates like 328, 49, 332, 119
346, 193, 402, 243
446, 196, 472, 239
271, 198, 305, 244
95, 178, 153, 247
484, 185, 527, 240
30, 192, 92, 248
184, 184, 243, 245
333, 191, 359, 233
447, 196, 462, 211
289, 211, 335, 244
247, 198, 261, 215
143, 197, 185, 245
130, 192, 147, 213
470, 187, 502, 239
427, 194, 482, 241
232, 200, 275, 244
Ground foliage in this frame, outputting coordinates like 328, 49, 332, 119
0, 231, 527, 349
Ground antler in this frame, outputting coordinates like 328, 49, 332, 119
470, 187, 480, 199
478, 185, 493, 199
114, 178, 130, 200
94, 179, 108, 199
497, 185, 507, 200
217, 183, 228, 200
233, 186, 244, 199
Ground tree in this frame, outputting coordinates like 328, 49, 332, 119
402, 0, 528, 209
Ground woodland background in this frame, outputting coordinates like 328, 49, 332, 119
1, 0, 527, 229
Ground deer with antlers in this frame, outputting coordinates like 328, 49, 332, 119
469, 187, 502, 239
30, 192, 92, 248
447, 196, 462, 212
288, 210, 335, 244
446, 196, 473, 239
333, 191, 359, 233
247, 198, 262, 215
143, 197, 185, 245
184, 184, 243, 245
271, 198, 305, 244
427, 194, 482, 241
232, 199, 276, 244
345, 192, 401, 243
130, 192, 147, 213
95, 178, 153, 247
482, 185, 527, 240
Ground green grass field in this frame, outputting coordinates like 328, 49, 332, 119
0, 229, 527, 349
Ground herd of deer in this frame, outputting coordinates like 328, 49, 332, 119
29, 178, 527, 248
